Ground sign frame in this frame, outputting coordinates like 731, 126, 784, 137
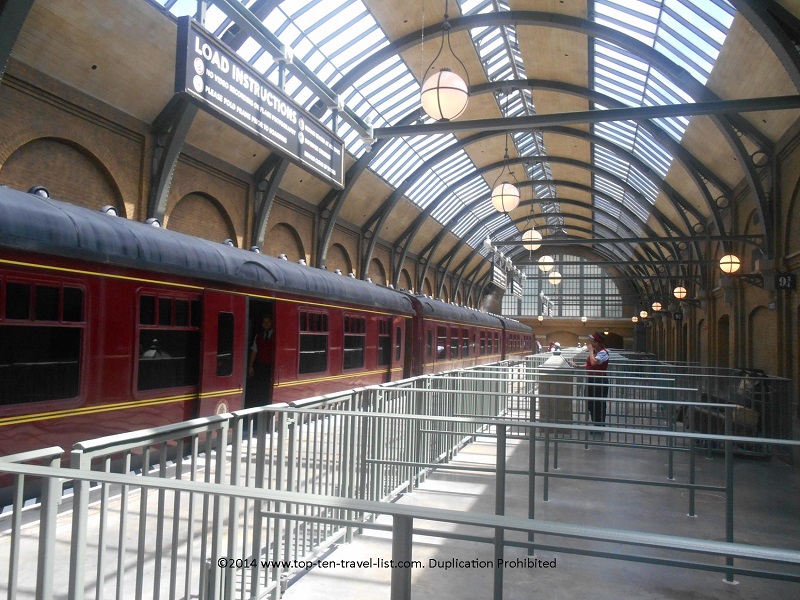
175, 17, 345, 189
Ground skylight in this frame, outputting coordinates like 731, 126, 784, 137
592, 0, 735, 250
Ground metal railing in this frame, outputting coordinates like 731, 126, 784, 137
1, 359, 799, 599
2, 422, 800, 599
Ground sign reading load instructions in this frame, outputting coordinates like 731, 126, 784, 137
176, 17, 344, 189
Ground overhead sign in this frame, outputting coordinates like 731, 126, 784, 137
491, 255, 507, 290
176, 17, 344, 189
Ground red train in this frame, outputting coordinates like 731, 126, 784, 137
0, 185, 532, 459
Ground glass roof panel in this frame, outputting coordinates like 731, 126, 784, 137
151, 0, 737, 280
593, 0, 733, 242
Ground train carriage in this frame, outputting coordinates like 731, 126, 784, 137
497, 315, 534, 361
408, 294, 507, 375
0, 186, 414, 458
0, 185, 533, 462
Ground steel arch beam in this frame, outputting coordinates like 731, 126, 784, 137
469, 78, 732, 234
391, 118, 714, 285
442, 215, 657, 302
148, 96, 198, 223
415, 180, 682, 291
428, 199, 667, 303
379, 125, 704, 287
331, 10, 775, 252
251, 154, 289, 248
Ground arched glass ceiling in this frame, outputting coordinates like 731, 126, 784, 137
155, 0, 507, 254
153, 0, 736, 268
592, 0, 735, 259
458, 0, 563, 240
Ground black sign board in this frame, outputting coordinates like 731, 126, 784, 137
774, 272, 796, 290
490, 254, 507, 290
176, 17, 344, 189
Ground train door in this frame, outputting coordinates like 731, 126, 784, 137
244, 298, 275, 407
198, 290, 246, 416
392, 316, 411, 379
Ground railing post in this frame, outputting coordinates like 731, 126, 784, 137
528, 421, 536, 555
226, 418, 242, 599
391, 515, 413, 600
724, 407, 737, 584
68, 449, 89, 600
667, 402, 675, 481
36, 456, 60, 600
494, 424, 506, 600
543, 430, 550, 502
358, 389, 373, 505
208, 422, 229, 599
688, 431, 697, 518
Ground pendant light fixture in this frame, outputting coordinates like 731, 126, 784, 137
521, 228, 542, 251
538, 255, 554, 272
719, 254, 741, 274
420, 0, 470, 121
491, 92, 520, 213
520, 197, 541, 251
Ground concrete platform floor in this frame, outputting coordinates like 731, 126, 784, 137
282, 435, 800, 600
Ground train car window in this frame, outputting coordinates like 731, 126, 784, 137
343, 314, 366, 370
480, 331, 486, 355
5, 282, 30, 319
450, 328, 459, 358
137, 293, 200, 391
494, 332, 499, 353
139, 295, 155, 325
436, 327, 446, 360
299, 309, 328, 374
191, 300, 201, 327
35, 285, 59, 321
1, 282, 84, 405
395, 326, 402, 361
426, 328, 433, 358
216, 312, 234, 376
158, 298, 172, 326
63, 287, 83, 322
462, 329, 469, 357
175, 299, 189, 327
378, 319, 391, 366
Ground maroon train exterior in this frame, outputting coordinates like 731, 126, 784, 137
0, 186, 532, 459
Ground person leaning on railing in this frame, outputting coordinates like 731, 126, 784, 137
586, 332, 610, 431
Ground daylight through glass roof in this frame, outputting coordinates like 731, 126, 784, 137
592, 0, 734, 258
152, 0, 736, 267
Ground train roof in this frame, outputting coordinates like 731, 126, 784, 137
409, 294, 506, 329
495, 315, 533, 334
0, 186, 414, 315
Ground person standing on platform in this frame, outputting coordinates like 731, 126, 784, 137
247, 315, 274, 408
586, 331, 610, 430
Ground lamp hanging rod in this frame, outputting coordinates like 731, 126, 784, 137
373, 95, 800, 138
523, 273, 700, 280
490, 234, 763, 246
516, 259, 713, 266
